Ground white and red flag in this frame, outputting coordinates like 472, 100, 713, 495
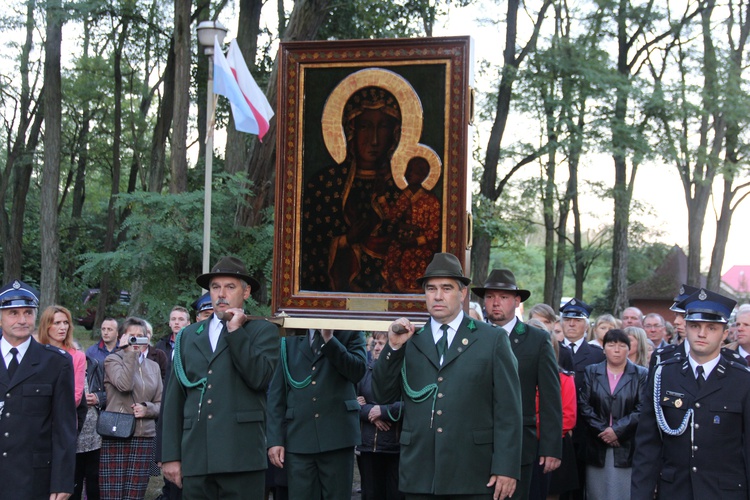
213, 37, 274, 141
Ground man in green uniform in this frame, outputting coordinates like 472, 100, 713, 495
374, 253, 523, 499
473, 269, 562, 500
161, 256, 280, 499
266, 327, 366, 499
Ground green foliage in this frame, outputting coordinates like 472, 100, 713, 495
320, 0, 434, 39
75, 172, 274, 326
472, 188, 536, 255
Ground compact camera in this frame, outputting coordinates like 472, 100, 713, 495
128, 336, 150, 346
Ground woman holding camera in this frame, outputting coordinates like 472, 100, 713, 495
100, 317, 162, 499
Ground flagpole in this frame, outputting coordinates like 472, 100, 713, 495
196, 22, 228, 275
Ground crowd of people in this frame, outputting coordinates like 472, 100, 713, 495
1, 253, 750, 500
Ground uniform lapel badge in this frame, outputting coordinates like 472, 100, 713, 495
196, 324, 205, 335
674, 399, 683, 408
714, 416, 721, 424
462, 338, 468, 345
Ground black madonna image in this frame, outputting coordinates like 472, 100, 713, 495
300, 68, 443, 295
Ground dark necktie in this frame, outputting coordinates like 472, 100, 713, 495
311, 331, 321, 356
569, 341, 577, 355
745, 355, 750, 366
436, 324, 449, 363
7, 348, 19, 379
696, 365, 705, 389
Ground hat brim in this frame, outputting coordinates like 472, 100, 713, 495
196, 272, 260, 292
471, 287, 531, 302
685, 311, 728, 324
415, 275, 471, 288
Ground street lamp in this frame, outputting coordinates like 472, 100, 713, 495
196, 20, 228, 274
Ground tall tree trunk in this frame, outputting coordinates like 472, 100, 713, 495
225, 0, 263, 175
1, 0, 41, 280
69, 19, 91, 260
95, 20, 128, 329
170, 0, 191, 193
707, 0, 750, 290
147, 39, 176, 192
609, 0, 634, 315
473, 0, 552, 281
685, 0, 720, 287
569, 113, 585, 300
707, 178, 734, 291
238, 0, 334, 228
541, 80, 558, 305
40, 0, 63, 307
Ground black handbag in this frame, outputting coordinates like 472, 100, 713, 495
96, 410, 135, 439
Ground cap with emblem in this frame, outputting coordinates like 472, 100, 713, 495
471, 269, 531, 301
0, 280, 39, 309
669, 284, 699, 313
560, 298, 593, 319
680, 288, 736, 324
191, 292, 213, 313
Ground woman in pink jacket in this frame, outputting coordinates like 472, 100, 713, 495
38, 305, 86, 406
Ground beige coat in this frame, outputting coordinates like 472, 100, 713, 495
104, 349, 162, 437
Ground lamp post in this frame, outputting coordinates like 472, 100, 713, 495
196, 20, 228, 274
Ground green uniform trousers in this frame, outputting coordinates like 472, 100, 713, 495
286, 447, 354, 500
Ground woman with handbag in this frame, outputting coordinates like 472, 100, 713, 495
100, 317, 162, 499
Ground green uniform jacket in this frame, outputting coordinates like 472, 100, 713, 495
161, 317, 280, 476
266, 330, 367, 453
373, 316, 523, 495
508, 321, 562, 465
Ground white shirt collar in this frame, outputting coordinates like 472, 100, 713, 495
430, 311, 465, 349
1, 336, 32, 365
498, 316, 518, 336
566, 337, 582, 349
688, 353, 721, 379
739, 346, 750, 359
208, 314, 224, 352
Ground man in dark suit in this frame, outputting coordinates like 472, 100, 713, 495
472, 269, 562, 500
631, 288, 750, 500
373, 253, 523, 499
155, 306, 192, 364
266, 328, 366, 499
161, 256, 280, 499
0, 279, 76, 499
559, 298, 604, 500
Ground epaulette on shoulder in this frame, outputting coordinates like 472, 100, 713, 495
655, 344, 678, 356
725, 358, 750, 373
658, 355, 683, 367
721, 348, 745, 364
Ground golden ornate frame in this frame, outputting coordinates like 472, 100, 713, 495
272, 37, 473, 322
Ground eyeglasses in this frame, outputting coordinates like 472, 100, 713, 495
643, 323, 663, 329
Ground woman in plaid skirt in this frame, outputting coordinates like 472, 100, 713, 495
100, 317, 163, 499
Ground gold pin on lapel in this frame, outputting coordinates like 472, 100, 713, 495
675, 399, 683, 408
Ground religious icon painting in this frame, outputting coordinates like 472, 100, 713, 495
272, 36, 474, 322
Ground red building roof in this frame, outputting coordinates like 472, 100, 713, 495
722, 265, 750, 295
